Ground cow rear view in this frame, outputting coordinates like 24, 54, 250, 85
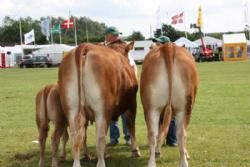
140, 43, 199, 167
35, 84, 69, 167
58, 40, 140, 167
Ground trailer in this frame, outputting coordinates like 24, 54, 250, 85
130, 40, 153, 63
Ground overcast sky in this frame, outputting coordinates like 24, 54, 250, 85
0, 0, 249, 38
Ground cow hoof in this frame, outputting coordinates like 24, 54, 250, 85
148, 160, 156, 167
51, 158, 58, 167
155, 152, 161, 158
60, 155, 66, 161
83, 154, 92, 161
186, 154, 190, 160
104, 153, 112, 159
132, 149, 141, 157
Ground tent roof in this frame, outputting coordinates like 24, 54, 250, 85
223, 33, 246, 44
33, 44, 74, 54
174, 37, 199, 48
194, 36, 222, 47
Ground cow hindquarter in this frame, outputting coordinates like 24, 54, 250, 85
59, 50, 86, 167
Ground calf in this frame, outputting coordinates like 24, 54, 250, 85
58, 40, 141, 167
140, 43, 199, 167
36, 84, 69, 167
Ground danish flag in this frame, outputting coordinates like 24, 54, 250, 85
171, 12, 184, 24
61, 18, 74, 29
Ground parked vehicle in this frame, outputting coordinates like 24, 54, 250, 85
19, 56, 52, 68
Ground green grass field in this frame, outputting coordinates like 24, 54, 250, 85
0, 60, 250, 167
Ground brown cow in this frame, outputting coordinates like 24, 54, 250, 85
58, 40, 141, 167
36, 84, 93, 167
36, 84, 69, 167
140, 43, 199, 167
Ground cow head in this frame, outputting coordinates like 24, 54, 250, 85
108, 39, 134, 59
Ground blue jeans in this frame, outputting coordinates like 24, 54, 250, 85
109, 114, 130, 143
166, 118, 177, 144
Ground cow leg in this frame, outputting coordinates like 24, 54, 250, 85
124, 109, 141, 157
38, 122, 49, 167
95, 116, 107, 167
176, 111, 189, 167
82, 125, 92, 160
183, 95, 194, 160
51, 124, 65, 167
60, 127, 69, 160
68, 111, 86, 167
146, 110, 161, 167
156, 105, 172, 155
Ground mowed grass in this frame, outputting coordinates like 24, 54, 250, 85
0, 60, 250, 167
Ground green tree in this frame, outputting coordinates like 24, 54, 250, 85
126, 31, 145, 41
0, 16, 108, 46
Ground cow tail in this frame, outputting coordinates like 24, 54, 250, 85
160, 43, 175, 134
75, 44, 88, 115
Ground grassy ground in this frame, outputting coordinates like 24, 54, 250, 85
0, 60, 250, 167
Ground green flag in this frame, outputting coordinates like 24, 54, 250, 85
52, 23, 61, 34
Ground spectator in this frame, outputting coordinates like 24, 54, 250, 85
105, 26, 137, 145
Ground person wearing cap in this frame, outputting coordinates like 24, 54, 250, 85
105, 26, 137, 145
152, 35, 178, 147
104, 26, 122, 44
152, 35, 171, 45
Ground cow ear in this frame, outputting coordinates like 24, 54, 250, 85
126, 41, 134, 52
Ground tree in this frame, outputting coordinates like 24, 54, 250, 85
126, 31, 145, 41
154, 24, 184, 41
0, 16, 108, 46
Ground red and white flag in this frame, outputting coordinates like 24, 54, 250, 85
171, 12, 184, 24
61, 18, 74, 29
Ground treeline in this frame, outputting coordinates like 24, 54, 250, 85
0, 16, 108, 46
0, 16, 245, 46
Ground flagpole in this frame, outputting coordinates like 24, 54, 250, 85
184, 11, 188, 39
51, 27, 53, 44
34, 29, 36, 45
50, 17, 53, 45
74, 18, 77, 46
60, 29, 62, 44
19, 18, 22, 45
85, 19, 89, 42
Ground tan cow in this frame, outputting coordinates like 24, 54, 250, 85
140, 43, 199, 167
36, 84, 93, 167
36, 84, 69, 167
58, 40, 141, 167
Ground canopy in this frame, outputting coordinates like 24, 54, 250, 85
194, 36, 222, 47
223, 33, 246, 44
33, 44, 74, 55
175, 37, 199, 48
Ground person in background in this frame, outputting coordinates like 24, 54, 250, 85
104, 26, 137, 145
152, 35, 178, 147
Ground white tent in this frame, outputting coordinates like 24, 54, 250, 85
174, 37, 199, 54
175, 37, 199, 48
4, 46, 23, 65
32, 44, 74, 65
194, 36, 222, 48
